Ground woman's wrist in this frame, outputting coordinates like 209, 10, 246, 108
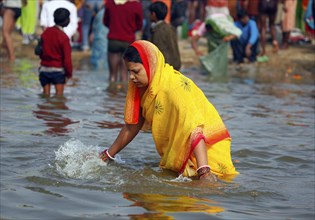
105, 149, 115, 160
197, 165, 211, 178
99, 149, 115, 162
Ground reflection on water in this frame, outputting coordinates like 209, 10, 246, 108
106, 81, 129, 94
33, 96, 79, 136
123, 192, 224, 219
1, 56, 314, 219
95, 120, 124, 129
0, 59, 39, 88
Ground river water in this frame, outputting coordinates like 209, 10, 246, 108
1, 57, 314, 220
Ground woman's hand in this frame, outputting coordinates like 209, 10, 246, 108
199, 171, 217, 182
197, 165, 217, 182
99, 151, 108, 162
99, 149, 114, 162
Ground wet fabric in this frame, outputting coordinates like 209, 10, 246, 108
124, 40, 238, 177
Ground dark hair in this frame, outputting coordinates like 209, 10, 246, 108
149, 1, 167, 20
123, 46, 143, 64
54, 8, 70, 27
205, 23, 213, 32
237, 9, 248, 20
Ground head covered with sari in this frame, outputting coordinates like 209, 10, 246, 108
124, 40, 165, 124
123, 40, 238, 178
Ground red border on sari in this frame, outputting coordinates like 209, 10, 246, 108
178, 130, 231, 176
130, 41, 150, 82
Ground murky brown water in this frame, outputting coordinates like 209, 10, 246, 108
1, 57, 314, 219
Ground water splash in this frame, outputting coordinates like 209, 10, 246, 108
169, 174, 192, 182
100, 148, 125, 164
54, 138, 124, 179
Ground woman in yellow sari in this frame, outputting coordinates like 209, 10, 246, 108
100, 40, 238, 181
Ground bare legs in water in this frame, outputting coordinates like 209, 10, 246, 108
108, 52, 128, 91
43, 84, 65, 96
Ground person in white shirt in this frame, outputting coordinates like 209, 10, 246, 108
40, 0, 78, 40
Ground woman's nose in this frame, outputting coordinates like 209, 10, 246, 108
129, 73, 135, 80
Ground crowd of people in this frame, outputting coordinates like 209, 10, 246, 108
0, 0, 314, 89
189, 0, 314, 75
0, 0, 314, 182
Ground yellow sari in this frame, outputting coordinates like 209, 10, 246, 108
124, 40, 238, 178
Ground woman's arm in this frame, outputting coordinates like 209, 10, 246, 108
191, 34, 203, 56
106, 113, 145, 158
194, 139, 217, 182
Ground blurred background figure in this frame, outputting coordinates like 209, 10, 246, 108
141, 0, 152, 40
89, 5, 108, 69
1, 0, 25, 62
17, 0, 38, 45
70, 0, 84, 49
304, 0, 315, 40
40, 0, 78, 43
231, 10, 260, 64
149, 1, 181, 70
81, 0, 103, 52
170, 0, 187, 29
227, 0, 239, 20
258, 0, 279, 57
153, 0, 171, 23
103, 0, 143, 86
280, 0, 297, 49
38, 7, 73, 97
191, 4, 241, 76
141, 0, 171, 41
188, 0, 206, 26
240, 0, 260, 22
205, 0, 229, 17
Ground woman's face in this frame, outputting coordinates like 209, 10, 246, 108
125, 61, 149, 88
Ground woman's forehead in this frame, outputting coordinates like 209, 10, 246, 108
126, 61, 144, 69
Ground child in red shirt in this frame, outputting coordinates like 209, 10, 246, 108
38, 8, 73, 96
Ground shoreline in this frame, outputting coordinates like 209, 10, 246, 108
1, 30, 315, 85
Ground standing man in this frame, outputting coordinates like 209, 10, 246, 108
103, 0, 143, 85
